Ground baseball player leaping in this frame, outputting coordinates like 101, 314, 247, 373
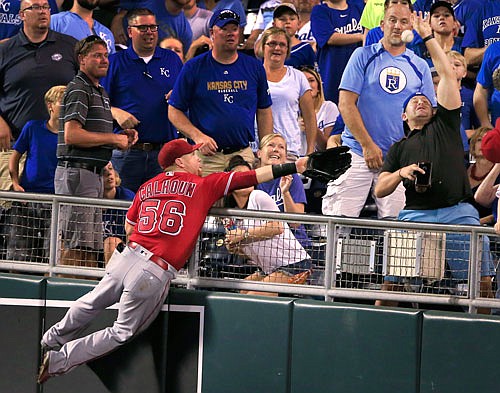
37, 139, 311, 384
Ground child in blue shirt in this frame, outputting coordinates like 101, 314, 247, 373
7, 85, 65, 262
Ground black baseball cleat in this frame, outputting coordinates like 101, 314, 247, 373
37, 352, 52, 384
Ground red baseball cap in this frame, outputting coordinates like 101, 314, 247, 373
482, 117, 500, 163
158, 139, 202, 169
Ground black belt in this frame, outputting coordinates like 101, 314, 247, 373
58, 160, 104, 174
130, 142, 163, 152
217, 146, 248, 155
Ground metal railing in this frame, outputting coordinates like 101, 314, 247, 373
0, 191, 498, 314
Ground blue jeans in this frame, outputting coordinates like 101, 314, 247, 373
386, 203, 495, 282
111, 149, 163, 193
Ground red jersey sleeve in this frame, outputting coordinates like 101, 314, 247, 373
125, 193, 141, 226
224, 170, 258, 193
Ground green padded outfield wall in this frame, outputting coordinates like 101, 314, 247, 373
199, 293, 294, 393
420, 310, 500, 393
290, 300, 422, 393
0, 273, 45, 393
3, 273, 500, 393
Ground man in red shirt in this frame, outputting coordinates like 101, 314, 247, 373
38, 139, 308, 384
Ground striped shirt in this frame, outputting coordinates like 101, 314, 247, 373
57, 71, 114, 168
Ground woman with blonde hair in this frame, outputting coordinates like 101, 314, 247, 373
224, 155, 312, 296
256, 133, 310, 247
260, 27, 317, 160
299, 66, 340, 152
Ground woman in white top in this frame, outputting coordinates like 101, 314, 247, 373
299, 66, 340, 153
224, 155, 312, 296
260, 27, 317, 160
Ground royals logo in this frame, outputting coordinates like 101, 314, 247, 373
379, 66, 407, 94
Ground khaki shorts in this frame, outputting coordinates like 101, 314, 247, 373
199, 146, 255, 177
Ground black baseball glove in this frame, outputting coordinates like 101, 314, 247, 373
302, 146, 351, 184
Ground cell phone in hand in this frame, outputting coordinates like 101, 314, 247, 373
415, 161, 432, 188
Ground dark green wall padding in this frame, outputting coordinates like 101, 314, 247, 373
420, 311, 500, 393
1, 272, 500, 393
290, 301, 422, 393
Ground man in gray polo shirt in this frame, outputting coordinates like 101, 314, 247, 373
56, 35, 137, 268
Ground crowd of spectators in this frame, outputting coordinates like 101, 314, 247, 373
1, 0, 500, 309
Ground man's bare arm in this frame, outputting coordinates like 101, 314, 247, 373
473, 83, 493, 128
339, 89, 382, 169
168, 106, 218, 155
256, 106, 273, 142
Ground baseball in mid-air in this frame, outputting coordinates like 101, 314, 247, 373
401, 30, 414, 43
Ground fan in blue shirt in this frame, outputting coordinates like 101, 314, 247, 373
311, 0, 364, 104
101, 9, 183, 192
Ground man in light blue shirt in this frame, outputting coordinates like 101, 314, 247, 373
50, 0, 115, 53
322, 4, 436, 219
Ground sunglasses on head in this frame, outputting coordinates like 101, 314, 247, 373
214, 10, 240, 24
76, 35, 102, 55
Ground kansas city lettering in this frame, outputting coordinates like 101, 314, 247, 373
483, 16, 500, 30
140, 179, 197, 200
207, 80, 248, 91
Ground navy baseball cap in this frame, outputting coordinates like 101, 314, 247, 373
158, 139, 202, 169
209, 9, 241, 28
402, 92, 433, 112
430, 1, 455, 18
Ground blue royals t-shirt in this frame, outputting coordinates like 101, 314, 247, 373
477, 41, 500, 127
462, 0, 500, 49
0, 0, 59, 40
169, 51, 272, 148
311, 1, 364, 104
339, 42, 436, 157
13, 120, 58, 193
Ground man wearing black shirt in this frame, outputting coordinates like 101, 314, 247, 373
374, 11, 494, 313
0, 0, 78, 191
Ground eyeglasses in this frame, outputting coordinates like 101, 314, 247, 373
22, 4, 51, 11
212, 10, 240, 26
265, 41, 288, 49
76, 35, 102, 55
129, 24, 159, 33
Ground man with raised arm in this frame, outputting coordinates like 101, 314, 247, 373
374, 12, 494, 312
322, 3, 435, 220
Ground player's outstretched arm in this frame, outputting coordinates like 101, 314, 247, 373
255, 157, 309, 184
255, 147, 352, 185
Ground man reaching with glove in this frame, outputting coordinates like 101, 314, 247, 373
38, 140, 350, 384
